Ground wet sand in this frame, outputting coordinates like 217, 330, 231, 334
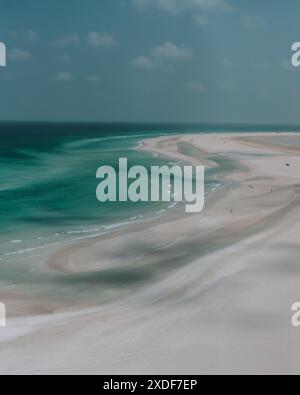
1, 132, 300, 374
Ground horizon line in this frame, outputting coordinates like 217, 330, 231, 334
0, 120, 300, 127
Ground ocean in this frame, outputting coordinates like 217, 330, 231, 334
0, 122, 299, 300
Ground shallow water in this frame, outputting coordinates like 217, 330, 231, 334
0, 122, 222, 304
1, 122, 289, 301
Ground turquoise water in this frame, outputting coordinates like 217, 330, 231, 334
0, 122, 217, 266
0, 126, 165, 261
1, 121, 299, 264
0, 122, 299, 300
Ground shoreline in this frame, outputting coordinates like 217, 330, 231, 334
1, 132, 300, 374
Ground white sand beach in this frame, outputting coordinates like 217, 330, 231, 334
1, 132, 300, 374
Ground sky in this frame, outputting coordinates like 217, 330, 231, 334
0, 0, 300, 124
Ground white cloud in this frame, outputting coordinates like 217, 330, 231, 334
132, 41, 192, 71
132, 0, 229, 14
132, 56, 155, 70
242, 16, 267, 31
150, 42, 192, 61
54, 71, 73, 81
87, 32, 115, 48
194, 14, 208, 27
24, 30, 38, 43
86, 75, 101, 83
8, 48, 31, 61
9, 29, 38, 43
186, 81, 206, 93
54, 34, 80, 47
